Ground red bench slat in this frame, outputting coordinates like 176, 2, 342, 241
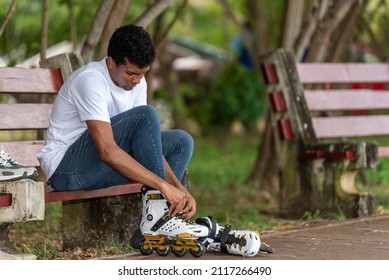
0, 68, 62, 93
0, 104, 53, 130
261, 63, 278, 84
312, 115, 389, 138
297, 63, 389, 84
277, 118, 294, 140
300, 150, 355, 160
0, 183, 143, 207
44, 183, 143, 203
305, 89, 389, 111
0, 141, 44, 166
0, 195, 12, 207
378, 146, 389, 157
269, 91, 287, 112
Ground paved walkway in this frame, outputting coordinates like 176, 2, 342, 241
109, 214, 389, 260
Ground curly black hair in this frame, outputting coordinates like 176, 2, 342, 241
108, 24, 156, 68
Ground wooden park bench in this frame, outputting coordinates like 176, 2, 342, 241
0, 53, 147, 259
260, 48, 389, 219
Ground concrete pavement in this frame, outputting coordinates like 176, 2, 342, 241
108, 214, 389, 260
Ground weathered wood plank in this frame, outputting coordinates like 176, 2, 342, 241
0, 67, 62, 93
0, 104, 53, 130
297, 63, 389, 84
379, 146, 389, 157
44, 183, 143, 203
1, 141, 44, 166
278, 118, 294, 140
0, 183, 143, 207
313, 115, 389, 138
261, 63, 279, 84
305, 89, 389, 111
269, 91, 287, 112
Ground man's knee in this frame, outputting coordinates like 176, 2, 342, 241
174, 129, 194, 156
133, 105, 159, 122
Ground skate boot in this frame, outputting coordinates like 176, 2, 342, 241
196, 216, 262, 257
139, 188, 210, 257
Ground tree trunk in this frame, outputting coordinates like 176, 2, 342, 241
134, 0, 176, 28
146, 0, 188, 105
358, 0, 388, 61
81, 0, 115, 63
66, 0, 78, 50
246, 110, 278, 195
0, 0, 17, 38
96, 0, 132, 60
329, 0, 368, 62
281, 0, 304, 50
40, 0, 49, 61
153, 0, 188, 47
304, 0, 356, 62
293, 0, 329, 62
246, 0, 266, 61
152, 6, 189, 130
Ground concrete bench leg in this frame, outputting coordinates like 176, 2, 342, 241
335, 168, 375, 218
62, 193, 142, 249
300, 159, 375, 218
279, 157, 375, 218
0, 180, 44, 260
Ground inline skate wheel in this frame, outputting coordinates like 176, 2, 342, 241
172, 248, 187, 257
156, 246, 171, 256
189, 242, 205, 258
139, 241, 153, 255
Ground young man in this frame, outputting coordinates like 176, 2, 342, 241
37, 24, 197, 217
37, 24, 265, 257
37, 24, 209, 254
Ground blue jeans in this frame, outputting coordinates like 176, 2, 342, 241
49, 105, 194, 191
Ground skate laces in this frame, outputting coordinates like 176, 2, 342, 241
175, 214, 192, 225
0, 145, 19, 167
221, 225, 247, 251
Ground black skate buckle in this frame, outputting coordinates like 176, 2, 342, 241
148, 193, 164, 200
150, 212, 173, 232
220, 225, 233, 253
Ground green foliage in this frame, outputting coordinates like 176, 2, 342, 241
0, 94, 9, 103
0, 0, 150, 65
185, 63, 266, 135
360, 157, 389, 211
172, 1, 239, 50
1, 0, 95, 65
368, 157, 389, 185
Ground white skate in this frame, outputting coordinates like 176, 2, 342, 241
196, 216, 262, 257
139, 189, 209, 257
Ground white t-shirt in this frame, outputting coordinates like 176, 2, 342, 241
36, 58, 147, 179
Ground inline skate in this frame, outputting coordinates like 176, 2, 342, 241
139, 188, 209, 258
196, 216, 264, 257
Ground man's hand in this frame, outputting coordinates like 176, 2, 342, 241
160, 182, 197, 218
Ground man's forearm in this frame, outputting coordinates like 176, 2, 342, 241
163, 157, 186, 191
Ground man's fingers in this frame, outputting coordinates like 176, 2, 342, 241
168, 200, 185, 217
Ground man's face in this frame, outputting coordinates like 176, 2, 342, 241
107, 57, 150, 91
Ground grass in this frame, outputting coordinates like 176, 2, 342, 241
10, 202, 138, 259
357, 157, 389, 213
8, 134, 389, 259
188, 135, 275, 230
